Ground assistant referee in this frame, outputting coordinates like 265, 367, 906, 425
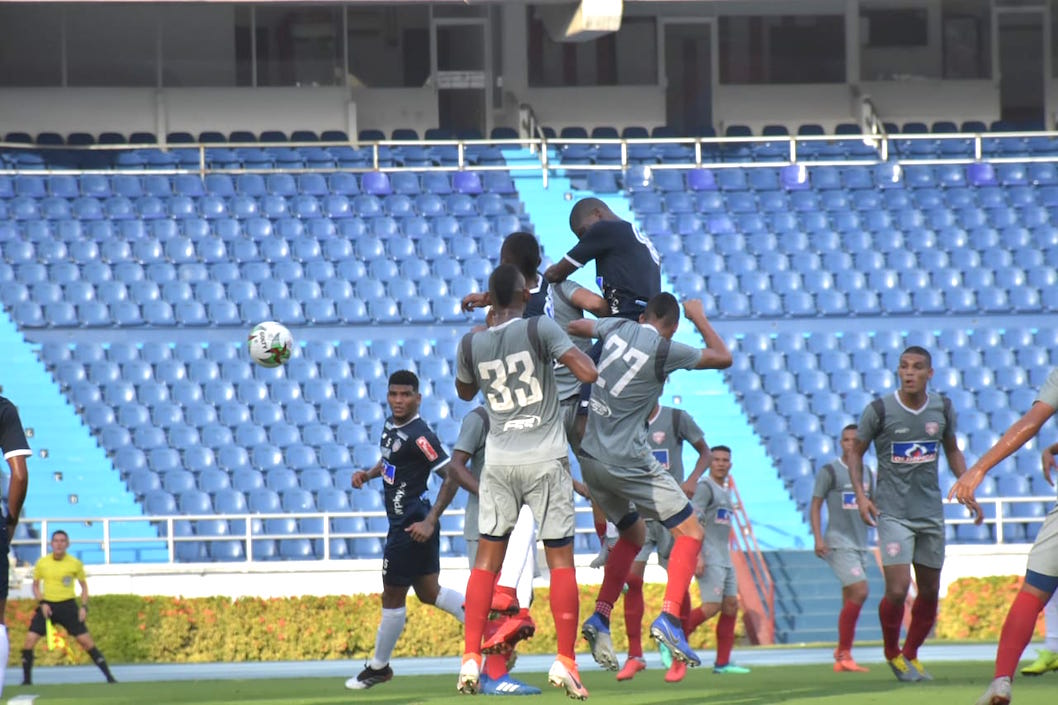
21, 530, 116, 685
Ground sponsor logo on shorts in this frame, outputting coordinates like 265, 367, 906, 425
652, 449, 670, 469
841, 491, 858, 510
715, 507, 731, 525
850, 566, 863, 577
382, 461, 396, 485
589, 397, 612, 417
885, 542, 901, 557
503, 415, 541, 431
924, 421, 940, 436
891, 440, 938, 464
416, 436, 439, 461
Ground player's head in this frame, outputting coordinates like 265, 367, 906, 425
641, 292, 681, 339
387, 370, 421, 422
499, 232, 542, 281
709, 445, 732, 482
898, 346, 933, 395
488, 263, 529, 312
51, 529, 70, 557
569, 197, 616, 238
840, 424, 858, 457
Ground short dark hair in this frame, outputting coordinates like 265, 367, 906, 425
711, 445, 731, 456
842, 424, 858, 433
569, 197, 607, 235
388, 370, 419, 391
643, 292, 680, 327
901, 345, 932, 367
500, 232, 541, 280
51, 529, 69, 541
488, 263, 525, 308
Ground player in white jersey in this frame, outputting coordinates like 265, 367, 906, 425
949, 367, 1058, 705
455, 264, 598, 699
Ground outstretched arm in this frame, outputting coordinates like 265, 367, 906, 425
683, 300, 733, 370
544, 258, 577, 284
570, 287, 611, 318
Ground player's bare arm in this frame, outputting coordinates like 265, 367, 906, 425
810, 496, 829, 558
570, 288, 611, 318
352, 459, 385, 489
543, 257, 577, 284
566, 318, 596, 340
681, 438, 711, 498
6, 454, 28, 528
407, 468, 461, 543
445, 451, 479, 496
558, 347, 598, 384
941, 433, 984, 524
572, 479, 592, 500
1043, 440, 1058, 487
455, 377, 478, 401
460, 291, 491, 312
683, 300, 733, 370
846, 439, 877, 527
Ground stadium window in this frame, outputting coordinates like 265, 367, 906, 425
527, 10, 657, 87
255, 5, 343, 87
941, 0, 990, 80
345, 6, 431, 88
0, 4, 62, 86
161, 4, 243, 87
719, 15, 845, 84
66, 4, 158, 86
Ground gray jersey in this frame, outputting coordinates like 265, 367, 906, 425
692, 475, 734, 567
545, 279, 592, 402
452, 407, 488, 542
581, 318, 701, 467
1035, 368, 1058, 409
648, 406, 705, 483
857, 392, 956, 523
812, 458, 874, 550
456, 316, 575, 465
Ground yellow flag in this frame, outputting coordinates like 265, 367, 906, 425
45, 619, 66, 651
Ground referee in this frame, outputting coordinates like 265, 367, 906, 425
1, 394, 31, 699
21, 530, 116, 684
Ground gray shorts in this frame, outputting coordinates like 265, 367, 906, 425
560, 396, 582, 454
1026, 504, 1058, 578
466, 538, 479, 568
824, 548, 871, 587
635, 518, 674, 567
580, 451, 691, 527
877, 514, 945, 569
697, 563, 738, 602
478, 457, 575, 542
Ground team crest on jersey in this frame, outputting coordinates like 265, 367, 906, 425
416, 436, 438, 461
924, 421, 940, 436
891, 440, 938, 464
392, 439, 402, 452
652, 431, 666, 444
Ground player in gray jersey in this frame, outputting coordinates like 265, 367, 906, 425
682, 446, 751, 680
616, 404, 711, 681
846, 346, 971, 683
568, 294, 732, 674
810, 424, 875, 673
455, 264, 598, 699
949, 366, 1058, 705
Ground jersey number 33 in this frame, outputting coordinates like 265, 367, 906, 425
478, 351, 543, 411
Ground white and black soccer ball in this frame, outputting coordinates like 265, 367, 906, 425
247, 321, 294, 368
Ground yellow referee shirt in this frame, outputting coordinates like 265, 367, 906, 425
33, 553, 86, 602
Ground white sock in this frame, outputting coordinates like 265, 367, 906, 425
498, 506, 536, 607
1044, 592, 1058, 652
369, 607, 406, 670
0, 624, 8, 697
435, 586, 466, 624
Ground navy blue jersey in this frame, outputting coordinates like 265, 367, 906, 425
0, 395, 30, 462
564, 219, 661, 317
378, 415, 449, 526
525, 274, 550, 318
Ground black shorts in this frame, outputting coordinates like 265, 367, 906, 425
30, 599, 88, 637
382, 524, 440, 587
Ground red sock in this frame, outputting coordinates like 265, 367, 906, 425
901, 595, 938, 661
662, 535, 702, 617
596, 537, 641, 616
878, 596, 905, 661
715, 613, 736, 666
838, 600, 863, 653
624, 573, 645, 658
549, 566, 579, 661
465, 568, 497, 655
679, 589, 692, 635
686, 606, 708, 635
995, 591, 1047, 679
484, 652, 509, 679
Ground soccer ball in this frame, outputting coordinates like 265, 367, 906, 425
248, 321, 293, 368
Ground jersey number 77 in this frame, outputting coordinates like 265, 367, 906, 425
595, 334, 648, 396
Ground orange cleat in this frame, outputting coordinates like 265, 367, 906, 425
833, 651, 870, 673
665, 660, 688, 683
616, 656, 646, 681
483, 613, 536, 654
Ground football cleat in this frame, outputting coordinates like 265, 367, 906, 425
664, 660, 688, 683
483, 613, 536, 654
833, 651, 870, 673
480, 673, 542, 696
887, 654, 922, 682
1021, 648, 1058, 676
490, 591, 521, 618
581, 612, 619, 671
649, 614, 701, 667
713, 663, 751, 674
616, 656, 646, 682
346, 663, 394, 690
974, 676, 1012, 705
548, 658, 589, 700
458, 654, 482, 695
907, 658, 933, 681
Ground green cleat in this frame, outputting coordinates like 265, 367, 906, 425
1021, 648, 1058, 676
713, 663, 751, 674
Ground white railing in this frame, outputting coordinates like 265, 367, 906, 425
944, 494, 1056, 544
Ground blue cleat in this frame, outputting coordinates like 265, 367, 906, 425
480, 673, 542, 696
581, 612, 619, 671
649, 614, 701, 667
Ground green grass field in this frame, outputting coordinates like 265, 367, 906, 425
7, 663, 1057, 705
